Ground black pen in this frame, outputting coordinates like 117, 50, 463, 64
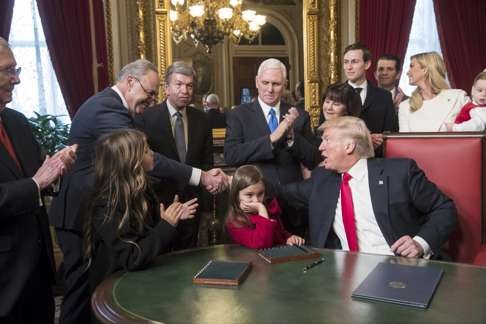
303, 257, 325, 273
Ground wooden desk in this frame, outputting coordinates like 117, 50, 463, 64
92, 245, 486, 323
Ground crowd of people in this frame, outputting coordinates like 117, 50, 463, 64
0, 33, 483, 323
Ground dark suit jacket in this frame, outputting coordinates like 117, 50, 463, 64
134, 101, 213, 207
278, 158, 457, 255
86, 192, 177, 292
224, 100, 315, 186
206, 108, 226, 129
49, 88, 193, 232
0, 108, 55, 316
360, 82, 398, 133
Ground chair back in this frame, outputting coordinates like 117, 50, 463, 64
384, 132, 486, 263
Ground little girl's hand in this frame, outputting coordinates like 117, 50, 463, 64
180, 197, 199, 220
242, 202, 269, 218
286, 235, 305, 246
159, 201, 183, 226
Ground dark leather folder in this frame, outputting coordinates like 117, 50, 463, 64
352, 262, 444, 308
258, 245, 321, 264
193, 260, 251, 287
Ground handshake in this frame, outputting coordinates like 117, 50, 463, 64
200, 168, 230, 194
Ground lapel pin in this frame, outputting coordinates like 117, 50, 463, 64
378, 180, 384, 185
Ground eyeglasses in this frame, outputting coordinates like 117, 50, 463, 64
133, 76, 157, 99
0, 66, 21, 77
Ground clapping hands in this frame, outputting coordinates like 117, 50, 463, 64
159, 195, 199, 226
32, 144, 78, 190
270, 107, 299, 143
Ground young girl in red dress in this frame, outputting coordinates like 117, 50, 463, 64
225, 165, 305, 249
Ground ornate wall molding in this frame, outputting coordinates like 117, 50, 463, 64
303, 0, 321, 128
136, 0, 146, 59
154, 0, 172, 99
104, 0, 114, 84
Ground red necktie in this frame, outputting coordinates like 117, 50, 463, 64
0, 120, 21, 169
341, 172, 359, 251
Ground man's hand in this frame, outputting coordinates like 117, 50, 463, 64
201, 168, 229, 194
391, 235, 424, 258
270, 107, 299, 143
32, 144, 78, 190
370, 133, 383, 149
286, 235, 305, 246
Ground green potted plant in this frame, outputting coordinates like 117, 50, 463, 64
28, 112, 70, 155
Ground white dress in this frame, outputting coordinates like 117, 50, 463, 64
453, 107, 486, 131
399, 89, 468, 132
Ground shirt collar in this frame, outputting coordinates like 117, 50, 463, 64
348, 79, 368, 90
112, 85, 128, 110
258, 97, 280, 117
167, 99, 186, 118
345, 158, 367, 182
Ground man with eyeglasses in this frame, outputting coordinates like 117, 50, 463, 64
0, 37, 77, 323
49, 59, 229, 324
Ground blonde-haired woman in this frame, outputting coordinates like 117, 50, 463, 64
399, 52, 468, 132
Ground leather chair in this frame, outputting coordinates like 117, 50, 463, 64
383, 132, 486, 266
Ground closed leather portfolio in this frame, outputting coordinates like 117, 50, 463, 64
352, 262, 444, 308
193, 260, 251, 287
258, 245, 321, 264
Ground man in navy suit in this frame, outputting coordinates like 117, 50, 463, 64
224, 58, 315, 236
343, 43, 398, 151
135, 61, 213, 249
279, 116, 456, 258
0, 37, 76, 323
49, 59, 228, 323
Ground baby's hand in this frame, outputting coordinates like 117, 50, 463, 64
286, 235, 305, 246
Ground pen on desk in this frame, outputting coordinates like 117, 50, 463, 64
303, 257, 325, 273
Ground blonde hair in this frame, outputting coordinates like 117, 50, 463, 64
409, 52, 450, 112
318, 116, 375, 159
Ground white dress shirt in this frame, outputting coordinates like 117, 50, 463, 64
333, 159, 431, 256
167, 100, 188, 150
258, 97, 281, 126
111, 86, 201, 186
348, 80, 368, 105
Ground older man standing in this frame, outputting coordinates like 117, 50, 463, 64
50, 59, 227, 323
224, 58, 315, 236
135, 61, 214, 249
0, 37, 76, 323
279, 116, 457, 258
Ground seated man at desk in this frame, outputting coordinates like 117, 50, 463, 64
279, 116, 457, 258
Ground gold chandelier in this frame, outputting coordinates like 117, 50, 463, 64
169, 0, 266, 52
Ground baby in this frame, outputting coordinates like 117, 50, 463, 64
446, 71, 486, 131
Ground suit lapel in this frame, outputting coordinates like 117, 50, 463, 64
252, 101, 272, 135
185, 107, 197, 163
367, 159, 395, 246
0, 112, 24, 178
160, 102, 179, 160
363, 83, 375, 112
313, 171, 341, 247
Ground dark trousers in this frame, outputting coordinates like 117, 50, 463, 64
0, 256, 54, 324
56, 229, 91, 324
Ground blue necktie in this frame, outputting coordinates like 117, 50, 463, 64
268, 108, 278, 132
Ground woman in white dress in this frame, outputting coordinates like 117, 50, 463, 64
399, 52, 468, 132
